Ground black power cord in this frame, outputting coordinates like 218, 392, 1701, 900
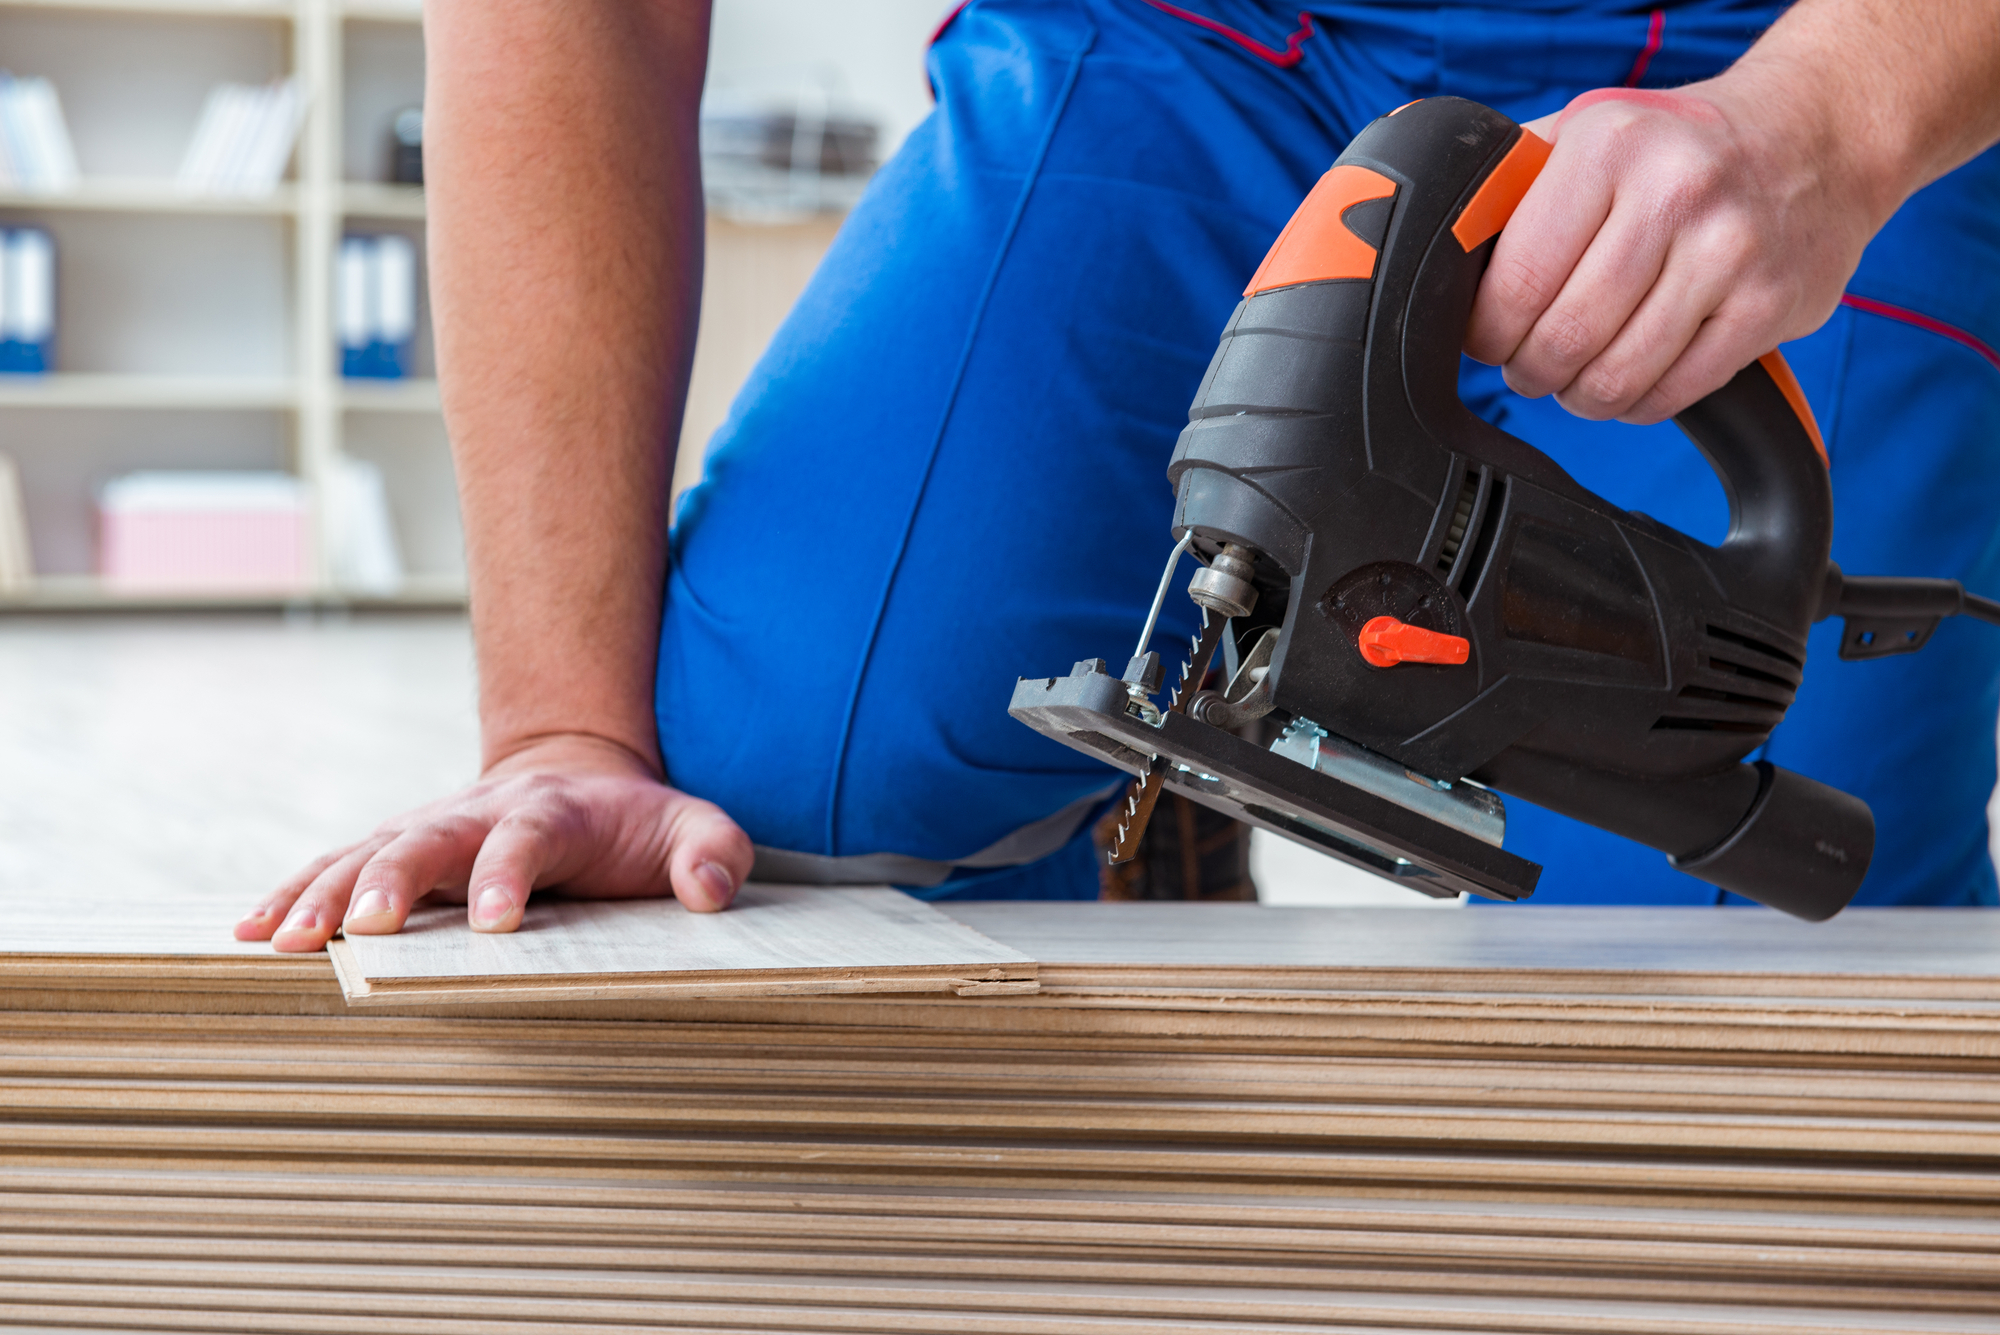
1821, 565, 2000, 658
1965, 593, 2000, 627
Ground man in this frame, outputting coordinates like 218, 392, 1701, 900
239, 0, 2000, 951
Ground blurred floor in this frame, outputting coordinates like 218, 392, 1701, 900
0, 614, 1445, 915
23, 616, 1972, 913
0, 613, 479, 913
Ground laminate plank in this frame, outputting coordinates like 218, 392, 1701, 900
11, 1072, 2000, 1158
15, 1184, 2000, 1256
7, 1203, 1999, 1290
5, 1155, 1990, 1216
326, 887, 1036, 1005
4, 1233, 1995, 1313
6, 1277, 1999, 1335
6, 1122, 2000, 1208
0, 1302, 1448, 1335
20, 984, 2000, 1066
10, 1169, 1999, 1245
12, 1030, 2000, 1119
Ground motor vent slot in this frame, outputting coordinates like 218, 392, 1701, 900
1650, 716, 1772, 735
1652, 625, 1802, 734
1705, 655, 1796, 692
1435, 468, 1479, 575
1678, 684, 1786, 710
1453, 477, 1506, 600
1704, 624, 1803, 674
1652, 684, 1787, 733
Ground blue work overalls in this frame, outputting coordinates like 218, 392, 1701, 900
660, 0, 2000, 905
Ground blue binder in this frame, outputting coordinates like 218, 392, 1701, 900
0, 227, 55, 374
338, 233, 417, 379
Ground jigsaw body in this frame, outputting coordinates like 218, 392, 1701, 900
1012, 97, 2000, 921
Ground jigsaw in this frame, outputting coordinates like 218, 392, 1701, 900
1010, 96, 2000, 921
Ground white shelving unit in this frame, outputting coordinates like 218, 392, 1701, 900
0, 0, 461, 610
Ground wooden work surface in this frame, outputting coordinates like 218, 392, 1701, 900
952, 902, 2000, 998
5, 893, 2000, 1332
954, 900, 2000, 972
11, 886, 1999, 973
7, 890, 1997, 999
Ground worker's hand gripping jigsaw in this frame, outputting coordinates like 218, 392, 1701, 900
1011, 97, 2000, 922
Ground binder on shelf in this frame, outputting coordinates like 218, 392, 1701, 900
0, 453, 33, 593
0, 72, 80, 193
700, 88, 878, 218
176, 78, 306, 197
0, 228, 55, 374
324, 454, 404, 595
97, 471, 311, 595
338, 233, 417, 379
388, 106, 423, 185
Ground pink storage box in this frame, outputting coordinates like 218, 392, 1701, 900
98, 472, 311, 594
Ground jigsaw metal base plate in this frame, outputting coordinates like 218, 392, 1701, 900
1010, 664, 1541, 902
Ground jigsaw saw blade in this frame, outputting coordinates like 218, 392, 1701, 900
1109, 607, 1227, 864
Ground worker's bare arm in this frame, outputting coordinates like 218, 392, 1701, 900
1466, 0, 2000, 423
238, 0, 749, 952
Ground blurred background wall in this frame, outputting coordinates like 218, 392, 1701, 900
0, 0, 952, 609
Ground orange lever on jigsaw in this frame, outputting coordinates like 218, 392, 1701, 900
1357, 616, 1470, 667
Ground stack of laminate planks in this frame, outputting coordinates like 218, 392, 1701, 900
3, 886, 1999, 1333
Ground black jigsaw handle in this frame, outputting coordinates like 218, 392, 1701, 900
1250, 97, 1833, 622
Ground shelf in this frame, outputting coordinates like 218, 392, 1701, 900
339, 377, 439, 412
338, 0, 419, 22
0, 179, 299, 217
0, 0, 465, 617
0, 0, 296, 17
0, 573, 468, 612
0, 374, 298, 410
340, 181, 425, 220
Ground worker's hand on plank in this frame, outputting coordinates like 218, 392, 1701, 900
236, 734, 752, 951
1465, 0, 2000, 424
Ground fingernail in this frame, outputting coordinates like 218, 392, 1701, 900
280, 906, 316, 934
348, 888, 392, 921
472, 885, 516, 928
695, 862, 737, 910
237, 906, 270, 923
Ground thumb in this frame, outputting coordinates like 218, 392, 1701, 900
666, 798, 755, 912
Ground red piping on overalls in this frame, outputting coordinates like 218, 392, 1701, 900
1622, 9, 1665, 87
929, 0, 969, 47
934, 0, 1315, 64
1140, 1, 1316, 68
927, 2, 1316, 100
1841, 293, 2000, 375
926, 2, 969, 100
